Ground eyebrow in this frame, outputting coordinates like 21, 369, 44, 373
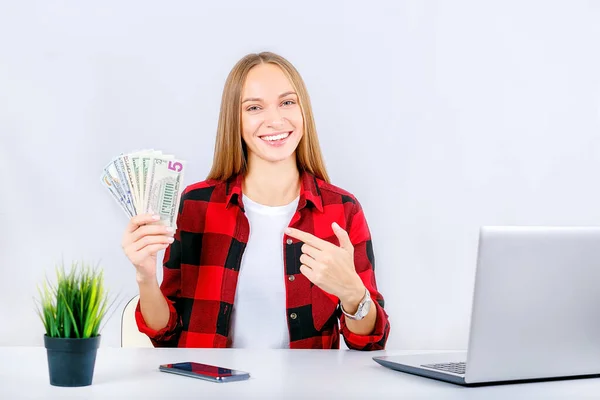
242, 91, 297, 104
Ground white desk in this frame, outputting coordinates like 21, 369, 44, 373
1, 346, 599, 399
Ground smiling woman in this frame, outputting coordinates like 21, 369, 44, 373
122, 51, 391, 350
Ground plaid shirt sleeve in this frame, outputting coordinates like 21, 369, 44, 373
339, 198, 390, 351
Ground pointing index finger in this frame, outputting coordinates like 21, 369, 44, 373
285, 227, 329, 250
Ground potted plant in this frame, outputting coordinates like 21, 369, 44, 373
35, 260, 113, 387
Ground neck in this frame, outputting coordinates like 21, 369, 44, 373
243, 154, 301, 206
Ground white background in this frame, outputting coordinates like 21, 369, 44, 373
1, 0, 599, 350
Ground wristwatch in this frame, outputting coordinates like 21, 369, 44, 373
340, 288, 372, 320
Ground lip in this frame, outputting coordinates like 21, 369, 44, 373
259, 130, 293, 147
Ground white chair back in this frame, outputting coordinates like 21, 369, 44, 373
121, 294, 153, 348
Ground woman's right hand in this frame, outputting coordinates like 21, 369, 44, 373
121, 213, 175, 284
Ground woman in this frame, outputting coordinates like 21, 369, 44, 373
122, 52, 390, 350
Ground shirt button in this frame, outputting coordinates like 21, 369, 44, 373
290, 313, 297, 320
288, 275, 295, 282
286, 238, 293, 245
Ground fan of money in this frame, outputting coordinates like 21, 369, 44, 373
100, 149, 186, 230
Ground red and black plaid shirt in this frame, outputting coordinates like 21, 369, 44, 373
135, 171, 390, 350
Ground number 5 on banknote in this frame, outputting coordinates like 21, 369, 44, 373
168, 161, 183, 172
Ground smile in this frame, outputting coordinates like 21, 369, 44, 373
259, 131, 291, 142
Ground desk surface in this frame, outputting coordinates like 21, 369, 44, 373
1, 346, 599, 399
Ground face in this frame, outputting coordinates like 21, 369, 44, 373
240, 63, 304, 165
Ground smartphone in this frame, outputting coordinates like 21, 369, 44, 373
159, 361, 251, 383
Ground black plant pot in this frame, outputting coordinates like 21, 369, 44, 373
44, 334, 101, 387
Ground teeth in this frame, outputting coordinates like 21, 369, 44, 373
262, 132, 290, 141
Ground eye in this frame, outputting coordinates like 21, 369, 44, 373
281, 100, 296, 106
246, 105, 261, 112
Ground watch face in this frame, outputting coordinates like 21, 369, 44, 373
343, 290, 371, 320
359, 299, 371, 317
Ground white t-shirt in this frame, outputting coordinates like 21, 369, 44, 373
228, 194, 299, 349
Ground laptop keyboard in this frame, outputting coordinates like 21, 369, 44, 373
421, 362, 466, 375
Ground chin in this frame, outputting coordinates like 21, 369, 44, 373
263, 153, 296, 164
255, 142, 300, 163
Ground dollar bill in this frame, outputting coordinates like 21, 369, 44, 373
139, 150, 163, 211
113, 155, 136, 215
100, 171, 133, 218
122, 153, 140, 214
145, 156, 185, 230
102, 161, 135, 216
131, 155, 142, 209
127, 148, 159, 212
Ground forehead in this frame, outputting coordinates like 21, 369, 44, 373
242, 63, 294, 98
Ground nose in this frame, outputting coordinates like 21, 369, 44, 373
266, 107, 285, 129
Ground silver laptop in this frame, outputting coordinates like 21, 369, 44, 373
373, 226, 600, 386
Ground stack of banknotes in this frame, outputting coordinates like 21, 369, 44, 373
100, 149, 186, 230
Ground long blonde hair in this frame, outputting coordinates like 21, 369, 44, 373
206, 52, 330, 183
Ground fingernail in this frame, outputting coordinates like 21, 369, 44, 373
332, 222, 340, 229
285, 228, 291, 234
166, 227, 175, 233
152, 215, 160, 220
168, 237, 174, 243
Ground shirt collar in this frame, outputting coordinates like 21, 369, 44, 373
225, 170, 324, 213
